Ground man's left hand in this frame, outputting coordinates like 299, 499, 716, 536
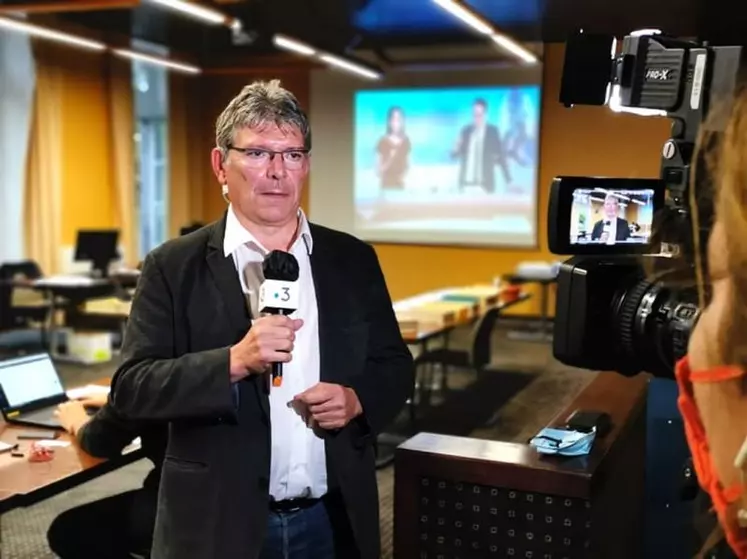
294, 383, 363, 430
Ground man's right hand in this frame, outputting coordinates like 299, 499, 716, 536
229, 315, 304, 381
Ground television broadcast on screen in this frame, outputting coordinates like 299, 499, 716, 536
352, 85, 541, 247
569, 187, 655, 246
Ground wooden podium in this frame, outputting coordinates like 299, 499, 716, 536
393, 372, 649, 559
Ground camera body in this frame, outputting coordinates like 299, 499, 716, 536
548, 30, 744, 378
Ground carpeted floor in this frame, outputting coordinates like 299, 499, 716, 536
0, 323, 595, 558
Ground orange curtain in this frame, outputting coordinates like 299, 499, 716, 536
106, 55, 137, 266
168, 72, 205, 236
24, 42, 63, 275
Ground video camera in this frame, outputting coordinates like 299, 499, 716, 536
547, 30, 744, 378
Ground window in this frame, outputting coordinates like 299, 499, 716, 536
132, 54, 169, 259
0, 32, 35, 263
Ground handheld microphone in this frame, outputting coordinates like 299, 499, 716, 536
258, 250, 300, 387
602, 221, 612, 243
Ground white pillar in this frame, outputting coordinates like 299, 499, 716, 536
0, 31, 36, 264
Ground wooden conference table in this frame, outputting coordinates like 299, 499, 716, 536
0, 379, 143, 514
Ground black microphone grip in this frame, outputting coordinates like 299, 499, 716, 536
271, 308, 293, 387
271, 362, 283, 387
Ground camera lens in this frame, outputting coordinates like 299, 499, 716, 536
613, 279, 700, 378
552, 256, 701, 378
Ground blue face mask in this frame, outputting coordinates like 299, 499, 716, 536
529, 427, 596, 457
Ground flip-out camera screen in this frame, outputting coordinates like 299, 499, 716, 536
547, 176, 665, 255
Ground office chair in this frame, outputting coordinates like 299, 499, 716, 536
413, 307, 501, 405
0, 261, 51, 344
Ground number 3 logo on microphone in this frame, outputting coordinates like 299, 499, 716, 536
269, 287, 290, 301
259, 280, 299, 312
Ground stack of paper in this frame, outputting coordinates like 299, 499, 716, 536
401, 300, 474, 327
66, 384, 110, 400
442, 284, 501, 312
396, 318, 419, 339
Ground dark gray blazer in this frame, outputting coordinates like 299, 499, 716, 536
590, 217, 631, 241
109, 214, 414, 559
454, 123, 509, 190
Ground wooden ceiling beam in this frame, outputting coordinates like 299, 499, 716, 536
0, 0, 140, 14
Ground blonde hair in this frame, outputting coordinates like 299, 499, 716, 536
677, 88, 747, 559
693, 88, 747, 367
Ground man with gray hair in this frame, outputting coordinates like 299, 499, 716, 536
590, 193, 631, 244
110, 79, 414, 559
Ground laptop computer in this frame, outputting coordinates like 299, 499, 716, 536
0, 353, 69, 429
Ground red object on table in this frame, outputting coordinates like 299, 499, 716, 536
28, 443, 55, 463
502, 284, 521, 302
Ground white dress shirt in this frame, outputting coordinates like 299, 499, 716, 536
603, 218, 617, 245
223, 205, 327, 500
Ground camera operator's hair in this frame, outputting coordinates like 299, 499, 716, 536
687, 87, 747, 558
694, 88, 747, 368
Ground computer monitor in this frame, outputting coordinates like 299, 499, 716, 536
74, 229, 120, 278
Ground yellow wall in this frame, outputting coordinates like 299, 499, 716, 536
626, 202, 641, 225
55, 51, 119, 246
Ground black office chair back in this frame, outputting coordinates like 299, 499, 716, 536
0, 261, 43, 282
0, 278, 11, 331
467, 307, 501, 370
0, 261, 45, 331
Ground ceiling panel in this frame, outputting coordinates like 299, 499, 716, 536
353, 0, 545, 35
40, 1, 230, 56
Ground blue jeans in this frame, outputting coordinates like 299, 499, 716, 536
259, 497, 358, 559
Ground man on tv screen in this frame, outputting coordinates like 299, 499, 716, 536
590, 194, 631, 244
451, 98, 511, 194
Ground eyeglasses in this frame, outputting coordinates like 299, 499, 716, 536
227, 146, 309, 169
